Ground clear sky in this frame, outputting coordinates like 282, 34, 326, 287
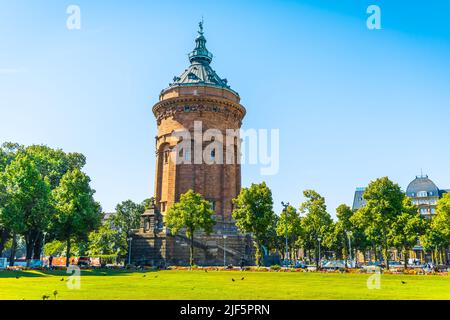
1, 0, 449, 217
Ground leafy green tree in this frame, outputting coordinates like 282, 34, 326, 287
232, 182, 275, 266
88, 220, 127, 258
421, 193, 450, 264
142, 197, 155, 210
390, 197, 426, 268
335, 204, 353, 261
25, 145, 86, 189
0, 155, 52, 265
24, 145, 87, 259
0, 143, 21, 256
261, 214, 284, 255
51, 169, 102, 266
111, 200, 145, 237
165, 189, 215, 267
352, 177, 403, 269
276, 205, 302, 260
299, 190, 332, 268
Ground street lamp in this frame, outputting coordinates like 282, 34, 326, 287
127, 237, 133, 265
281, 202, 290, 268
223, 235, 228, 267
317, 236, 322, 269
41, 232, 47, 261
347, 231, 353, 268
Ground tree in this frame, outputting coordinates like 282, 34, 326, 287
421, 193, 450, 264
25, 145, 86, 189
110, 200, 145, 237
352, 177, 404, 269
232, 182, 275, 266
51, 169, 102, 266
299, 190, 332, 269
165, 189, 215, 267
276, 205, 302, 261
24, 145, 86, 259
261, 214, 284, 255
142, 197, 155, 210
390, 197, 425, 268
0, 143, 21, 256
88, 220, 127, 258
0, 155, 52, 265
335, 204, 353, 262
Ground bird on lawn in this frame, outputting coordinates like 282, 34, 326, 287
231, 278, 235, 282
401, 281, 407, 284
241, 277, 245, 280
142, 275, 146, 277
60, 278, 64, 281
204, 270, 208, 273
15, 276, 20, 279
42, 295, 50, 300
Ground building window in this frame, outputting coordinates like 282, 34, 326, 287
418, 191, 428, 198
211, 149, 216, 161
184, 106, 191, 112
185, 148, 191, 161
161, 202, 167, 212
209, 200, 216, 211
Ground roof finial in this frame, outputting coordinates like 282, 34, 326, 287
198, 17, 204, 36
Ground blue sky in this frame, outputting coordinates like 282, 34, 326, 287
1, 0, 449, 217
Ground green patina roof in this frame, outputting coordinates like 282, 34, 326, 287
162, 21, 238, 96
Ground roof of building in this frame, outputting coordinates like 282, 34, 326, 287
406, 175, 440, 197
352, 188, 366, 211
161, 21, 238, 96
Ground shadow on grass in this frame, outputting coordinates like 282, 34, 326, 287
0, 268, 160, 279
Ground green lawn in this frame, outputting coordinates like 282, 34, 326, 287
0, 269, 449, 300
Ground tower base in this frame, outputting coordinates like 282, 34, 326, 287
130, 208, 254, 267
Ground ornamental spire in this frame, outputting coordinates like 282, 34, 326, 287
189, 20, 213, 65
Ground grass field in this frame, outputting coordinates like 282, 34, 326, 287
1, 269, 450, 300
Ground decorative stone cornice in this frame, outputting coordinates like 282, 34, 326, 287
152, 96, 246, 125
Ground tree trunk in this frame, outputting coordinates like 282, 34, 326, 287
0, 229, 9, 256
403, 248, 408, 269
189, 233, 194, 268
315, 246, 319, 270
66, 238, 71, 267
25, 232, 34, 266
254, 238, 261, 267
383, 245, 390, 270
9, 233, 17, 267
33, 232, 43, 260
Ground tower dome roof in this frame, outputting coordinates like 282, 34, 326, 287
406, 175, 440, 197
162, 21, 238, 96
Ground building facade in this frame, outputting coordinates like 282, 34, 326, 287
130, 23, 253, 266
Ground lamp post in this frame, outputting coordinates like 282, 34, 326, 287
127, 237, 133, 265
347, 231, 353, 268
281, 202, 290, 268
223, 235, 228, 267
317, 236, 322, 269
41, 232, 47, 261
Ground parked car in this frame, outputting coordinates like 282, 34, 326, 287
77, 256, 91, 267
